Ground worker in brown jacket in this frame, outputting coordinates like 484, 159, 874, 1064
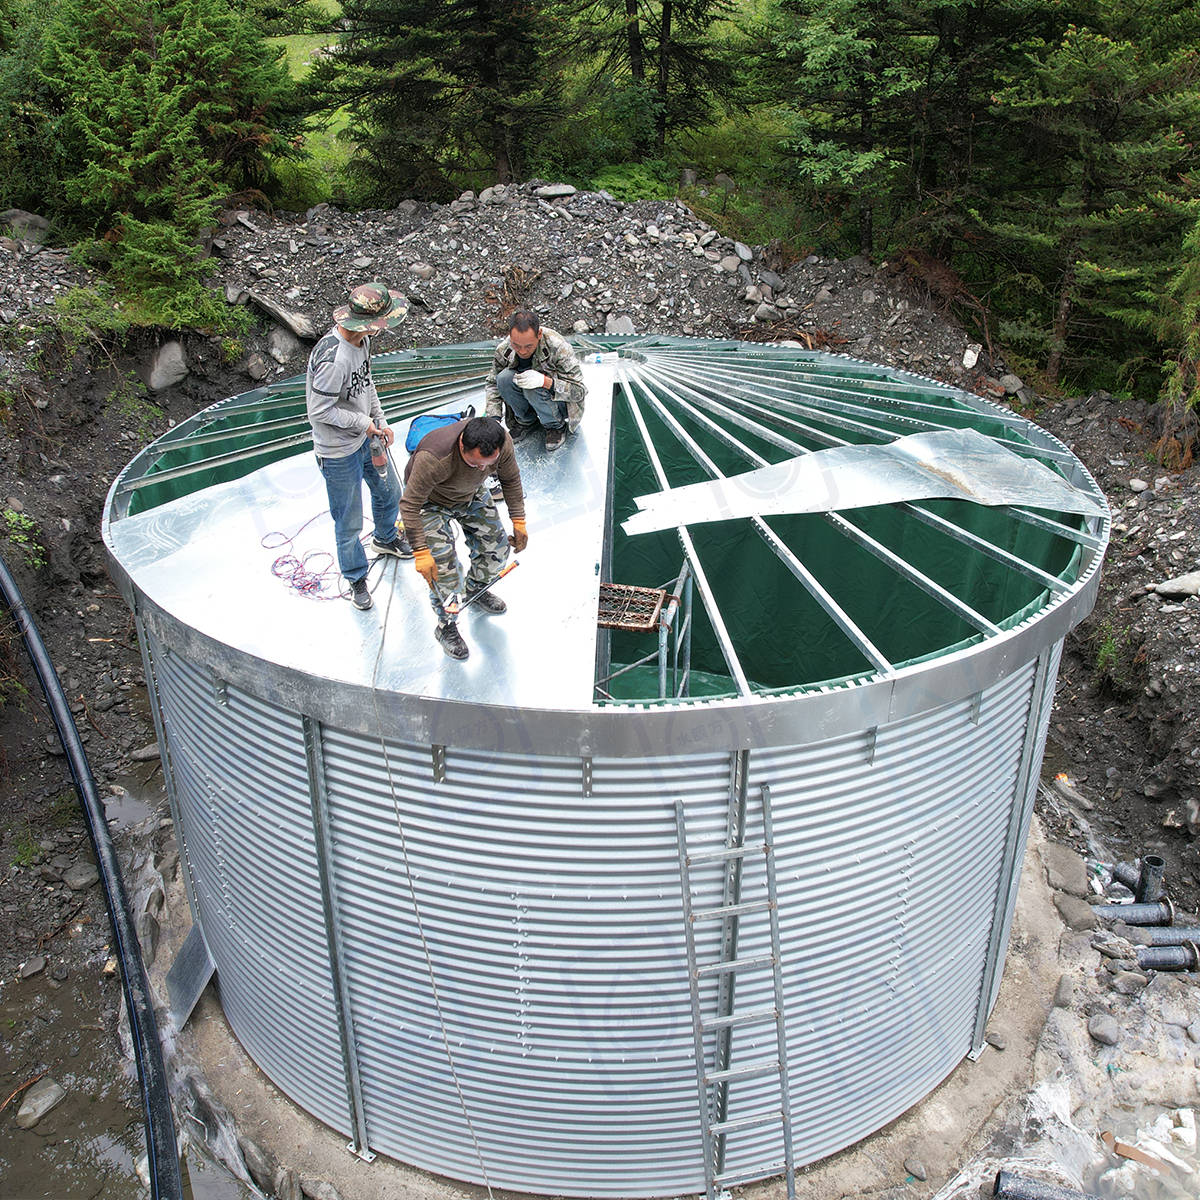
401, 415, 527, 660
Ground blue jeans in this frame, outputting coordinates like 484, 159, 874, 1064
496, 368, 566, 430
317, 441, 400, 583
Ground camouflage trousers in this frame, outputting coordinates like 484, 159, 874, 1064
421, 487, 510, 622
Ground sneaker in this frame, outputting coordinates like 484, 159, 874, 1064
466, 586, 506, 615
435, 620, 469, 660
544, 425, 566, 451
350, 579, 373, 610
372, 533, 414, 559
508, 421, 537, 444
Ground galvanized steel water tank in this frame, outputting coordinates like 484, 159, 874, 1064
103, 338, 1108, 1197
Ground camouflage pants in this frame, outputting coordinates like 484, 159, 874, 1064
421, 487, 510, 622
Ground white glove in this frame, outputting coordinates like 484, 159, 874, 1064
513, 369, 547, 390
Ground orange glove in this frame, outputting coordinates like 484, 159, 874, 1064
509, 519, 528, 552
413, 547, 438, 587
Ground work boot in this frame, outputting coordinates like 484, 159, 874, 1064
466, 586, 507, 615
435, 620, 469, 660
350, 579, 373, 610
508, 421, 537, 444
544, 425, 566, 451
372, 532, 414, 559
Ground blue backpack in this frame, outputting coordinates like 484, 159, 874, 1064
404, 406, 475, 453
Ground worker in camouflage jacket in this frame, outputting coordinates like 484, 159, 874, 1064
484, 309, 586, 451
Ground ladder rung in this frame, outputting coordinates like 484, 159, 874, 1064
687, 843, 764, 865
705, 1058, 781, 1085
701, 1005, 778, 1032
708, 1111, 783, 1136
716, 1162, 789, 1188
696, 953, 775, 977
692, 899, 771, 923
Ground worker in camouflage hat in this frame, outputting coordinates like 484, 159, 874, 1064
306, 282, 413, 610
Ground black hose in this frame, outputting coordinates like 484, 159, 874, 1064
994, 1169, 1103, 1200
1109, 861, 1140, 891
0, 554, 183, 1200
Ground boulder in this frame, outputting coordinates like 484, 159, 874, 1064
16, 1077, 66, 1128
248, 291, 319, 340
534, 183, 577, 199
267, 326, 303, 365
141, 341, 188, 392
605, 313, 636, 335
0, 209, 51, 242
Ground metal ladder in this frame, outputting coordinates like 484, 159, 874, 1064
674, 784, 796, 1200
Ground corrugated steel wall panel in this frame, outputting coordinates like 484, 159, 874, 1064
148, 635, 351, 1133
144, 620, 1061, 1195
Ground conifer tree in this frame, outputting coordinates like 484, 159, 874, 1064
311, 0, 567, 201
983, 7, 1200, 386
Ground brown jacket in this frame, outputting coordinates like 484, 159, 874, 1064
401, 419, 525, 551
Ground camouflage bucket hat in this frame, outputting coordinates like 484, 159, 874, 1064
334, 281, 409, 332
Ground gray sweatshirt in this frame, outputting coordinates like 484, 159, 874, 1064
305, 328, 387, 458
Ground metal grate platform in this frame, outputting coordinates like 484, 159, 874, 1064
598, 582, 668, 631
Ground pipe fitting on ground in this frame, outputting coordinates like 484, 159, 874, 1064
1136, 941, 1199, 972
1135, 853, 1166, 903
1090, 897, 1174, 925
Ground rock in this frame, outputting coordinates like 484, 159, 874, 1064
141, 341, 188, 392
410, 262, 436, 280
962, 343, 981, 369
350, 256, 373, 269
248, 291, 318, 339
1155, 570, 1200, 598
534, 183, 577, 198
1129, 477, 1149, 492
267, 326, 303, 365
1053, 892, 1096, 930
984, 1029, 1008, 1051
239, 1135, 277, 1194
1087, 1013, 1121, 1046
275, 1167, 303, 1200
1188, 1020, 1200, 1044
605, 313, 636, 335
130, 743, 161, 762
394, 198, 420, 218
679, 168, 698, 187
713, 172, 735, 190
300, 1180, 345, 1200
719, 254, 741, 273
753, 303, 781, 323
904, 1157, 928, 1181
733, 241, 753, 262
1053, 974, 1076, 1008
224, 283, 249, 305
19, 954, 46, 979
1111, 970, 1149, 995
999, 373, 1024, 394
1, 208, 51, 241
16, 1077, 67, 1128
50, 963, 68, 982
862, 289, 876, 304
1043, 842, 1088, 897
246, 352, 271, 381
744, 284, 763, 304
572, 319, 591, 334
63, 861, 99, 890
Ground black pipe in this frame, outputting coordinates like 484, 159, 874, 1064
1140, 925, 1200, 946
1090, 898, 1174, 925
1137, 942, 1199, 971
1135, 853, 1166, 903
0, 554, 183, 1200
1109, 861, 1140, 891
994, 1169, 1103, 1200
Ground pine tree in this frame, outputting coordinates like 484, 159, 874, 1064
982, 5, 1200, 387
577, 0, 738, 160
311, 0, 567, 201
40, 0, 299, 234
